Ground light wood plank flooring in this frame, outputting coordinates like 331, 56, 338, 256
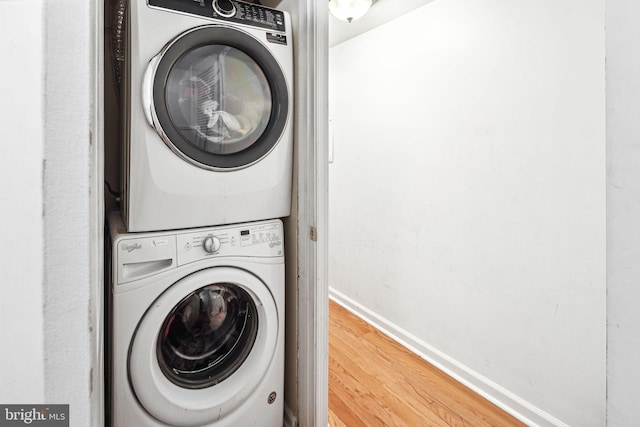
328, 300, 526, 427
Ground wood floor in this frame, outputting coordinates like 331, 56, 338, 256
328, 300, 526, 427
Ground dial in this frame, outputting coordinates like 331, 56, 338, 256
212, 0, 236, 18
202, 235, 222, 253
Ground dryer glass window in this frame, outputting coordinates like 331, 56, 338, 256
157, 283, 258, 389
165, 45, 272, 156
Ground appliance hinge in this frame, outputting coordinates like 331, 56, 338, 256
310, 226, 317, 242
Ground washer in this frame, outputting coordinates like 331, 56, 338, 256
121, 0, 293, 231
107, 212, 284, 427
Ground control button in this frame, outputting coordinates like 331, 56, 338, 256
184, 242, 192, 252
213, 0, 236, 18
203, 235, 222, 254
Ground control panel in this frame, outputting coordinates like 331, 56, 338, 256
113, 220, 283, 284
176, 220, 283, 266
148, 0, 286, 33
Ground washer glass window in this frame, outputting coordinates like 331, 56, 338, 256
165, 45, 272, 155
157, 283, 258, 389
151, 26, 290, 169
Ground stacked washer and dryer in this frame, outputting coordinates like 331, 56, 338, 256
107, 1, 293, 426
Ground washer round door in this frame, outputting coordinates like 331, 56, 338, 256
128, 267, 279, 427
144, 25, 290, 170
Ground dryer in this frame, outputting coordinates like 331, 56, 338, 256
107, 212, 285, 426
122, 0, 293, 231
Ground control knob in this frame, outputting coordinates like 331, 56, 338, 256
213, 0, 236, 18
203, 235, 221, 254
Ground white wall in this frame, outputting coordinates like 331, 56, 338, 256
0, 0, 97, 424
606, 0, 640, 424
43, 1, 96, 425
328, 1, 606, 425
0, 0, 46, 403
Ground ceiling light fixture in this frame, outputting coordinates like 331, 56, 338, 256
328, 0, 373, 23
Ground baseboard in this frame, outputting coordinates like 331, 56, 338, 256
329, 287, 569, 427
284, 403, 297, 427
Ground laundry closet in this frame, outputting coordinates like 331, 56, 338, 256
102, 1, 328, 426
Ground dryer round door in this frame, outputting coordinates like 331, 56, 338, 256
144, 25, 290, 170
128, 267, 279, 427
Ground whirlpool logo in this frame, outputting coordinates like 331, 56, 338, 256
0, 405, 68, 426
122, 242, 142, 253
